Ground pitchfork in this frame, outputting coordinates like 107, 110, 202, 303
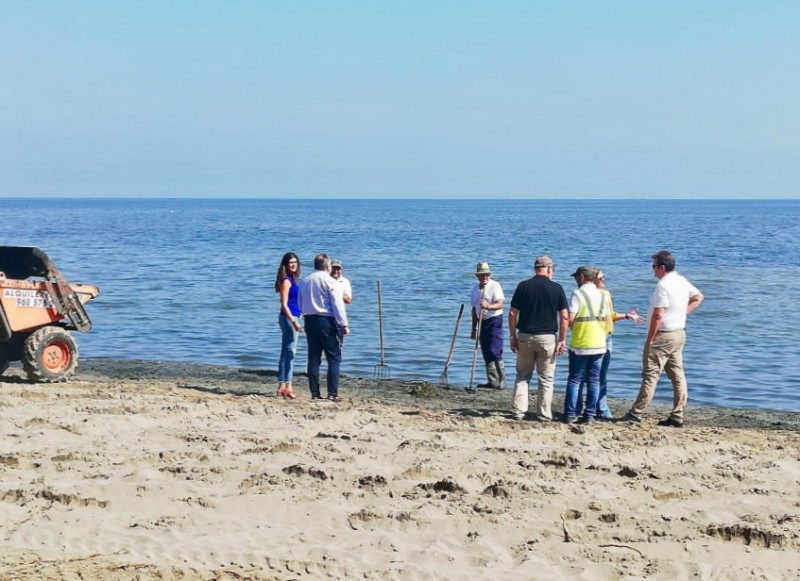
373, 280, 390, 379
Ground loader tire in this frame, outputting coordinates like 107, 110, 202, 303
0, 344, 9, 376
22, 326, 79, 383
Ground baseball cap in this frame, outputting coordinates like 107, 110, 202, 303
571, 265, 597, 280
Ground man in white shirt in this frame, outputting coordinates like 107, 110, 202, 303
470, 261, 506, 389
330, 259, 352, 304
623, 250, 704, 427
299, 254, 349, 402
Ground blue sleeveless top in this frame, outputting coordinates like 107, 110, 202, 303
285, 276, 301, 317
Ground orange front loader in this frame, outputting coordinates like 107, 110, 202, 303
0, 246, 99, 382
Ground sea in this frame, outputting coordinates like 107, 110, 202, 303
2, 198, 799, 413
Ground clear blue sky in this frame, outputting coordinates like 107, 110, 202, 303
1, 1, 798, 199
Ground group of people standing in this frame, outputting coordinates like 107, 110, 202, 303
275, 248, 704, 427
274, 252, 351, 402
471, 250, 703, 426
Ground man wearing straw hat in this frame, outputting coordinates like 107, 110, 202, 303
470, 261, 506, 389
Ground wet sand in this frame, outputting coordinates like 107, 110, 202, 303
1, 358, 799, 580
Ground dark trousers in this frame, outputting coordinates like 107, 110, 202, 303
304, 315, 342, 398
479, 316, 504, 363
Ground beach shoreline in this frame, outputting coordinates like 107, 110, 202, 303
81, 358, 800, 431
1, 358, 799, 580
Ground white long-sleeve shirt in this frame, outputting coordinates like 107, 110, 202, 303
299, 269, 349, 328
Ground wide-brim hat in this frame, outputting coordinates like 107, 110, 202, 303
475, 261, 491, 274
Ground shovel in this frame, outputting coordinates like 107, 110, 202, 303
438, 303, 465, 388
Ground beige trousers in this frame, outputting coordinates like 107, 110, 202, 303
631, 329, 688, 419
512, 333, 557, 419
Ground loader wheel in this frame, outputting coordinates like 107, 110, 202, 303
0, 345, 9, 376
22, 326, 79, 383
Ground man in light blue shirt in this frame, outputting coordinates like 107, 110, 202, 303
299, 253, 349, 402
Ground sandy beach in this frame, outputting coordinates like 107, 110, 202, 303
1, 359, 799, 580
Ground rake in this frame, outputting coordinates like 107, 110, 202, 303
466, 286, 486, 393
373, 280, 390, 379
439, 303, 465, 388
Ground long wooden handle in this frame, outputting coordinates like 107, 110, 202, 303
376, 280, 385, 364
468, 286, 487, 389
468, 312, 485, 389
442, 303, 465, 372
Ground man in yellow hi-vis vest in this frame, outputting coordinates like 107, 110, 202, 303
563, 265, 610, 424
576, 270, 644, 419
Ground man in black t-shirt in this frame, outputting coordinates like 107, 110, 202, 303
508, 256, 569, 421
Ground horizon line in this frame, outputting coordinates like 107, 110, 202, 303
1, 196, 798, 202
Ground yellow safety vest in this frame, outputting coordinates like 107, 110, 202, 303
602, 289, 615, 335
569, 288, 608, 349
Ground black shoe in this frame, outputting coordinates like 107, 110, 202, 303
475, 382, 492, 389
564, 416, 578, 425
620, 412, 642, 424
576, 416, 594, 425
657, 416, 684, 428
328, 396, 342, 403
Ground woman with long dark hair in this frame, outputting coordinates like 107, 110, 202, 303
275, 252, 303, 399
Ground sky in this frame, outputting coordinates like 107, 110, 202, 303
1, 1, 798, 199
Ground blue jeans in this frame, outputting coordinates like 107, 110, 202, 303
577, 349, 613, 418
277, 313, 299, 383
304, 315, 342, 398
564, 351, 604, 420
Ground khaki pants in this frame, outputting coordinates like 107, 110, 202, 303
512, 333, 557, 419
631, 329, 688, 420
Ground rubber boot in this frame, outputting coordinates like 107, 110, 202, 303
493, 359, 506, 389
482, 362, 500, 389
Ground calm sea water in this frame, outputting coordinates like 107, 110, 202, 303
2, 198, 799, 412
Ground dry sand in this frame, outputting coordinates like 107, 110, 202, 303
1, 359, 799, 580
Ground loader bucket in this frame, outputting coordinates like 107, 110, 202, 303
1, 246, 99, 382
0, 246, 98, 335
